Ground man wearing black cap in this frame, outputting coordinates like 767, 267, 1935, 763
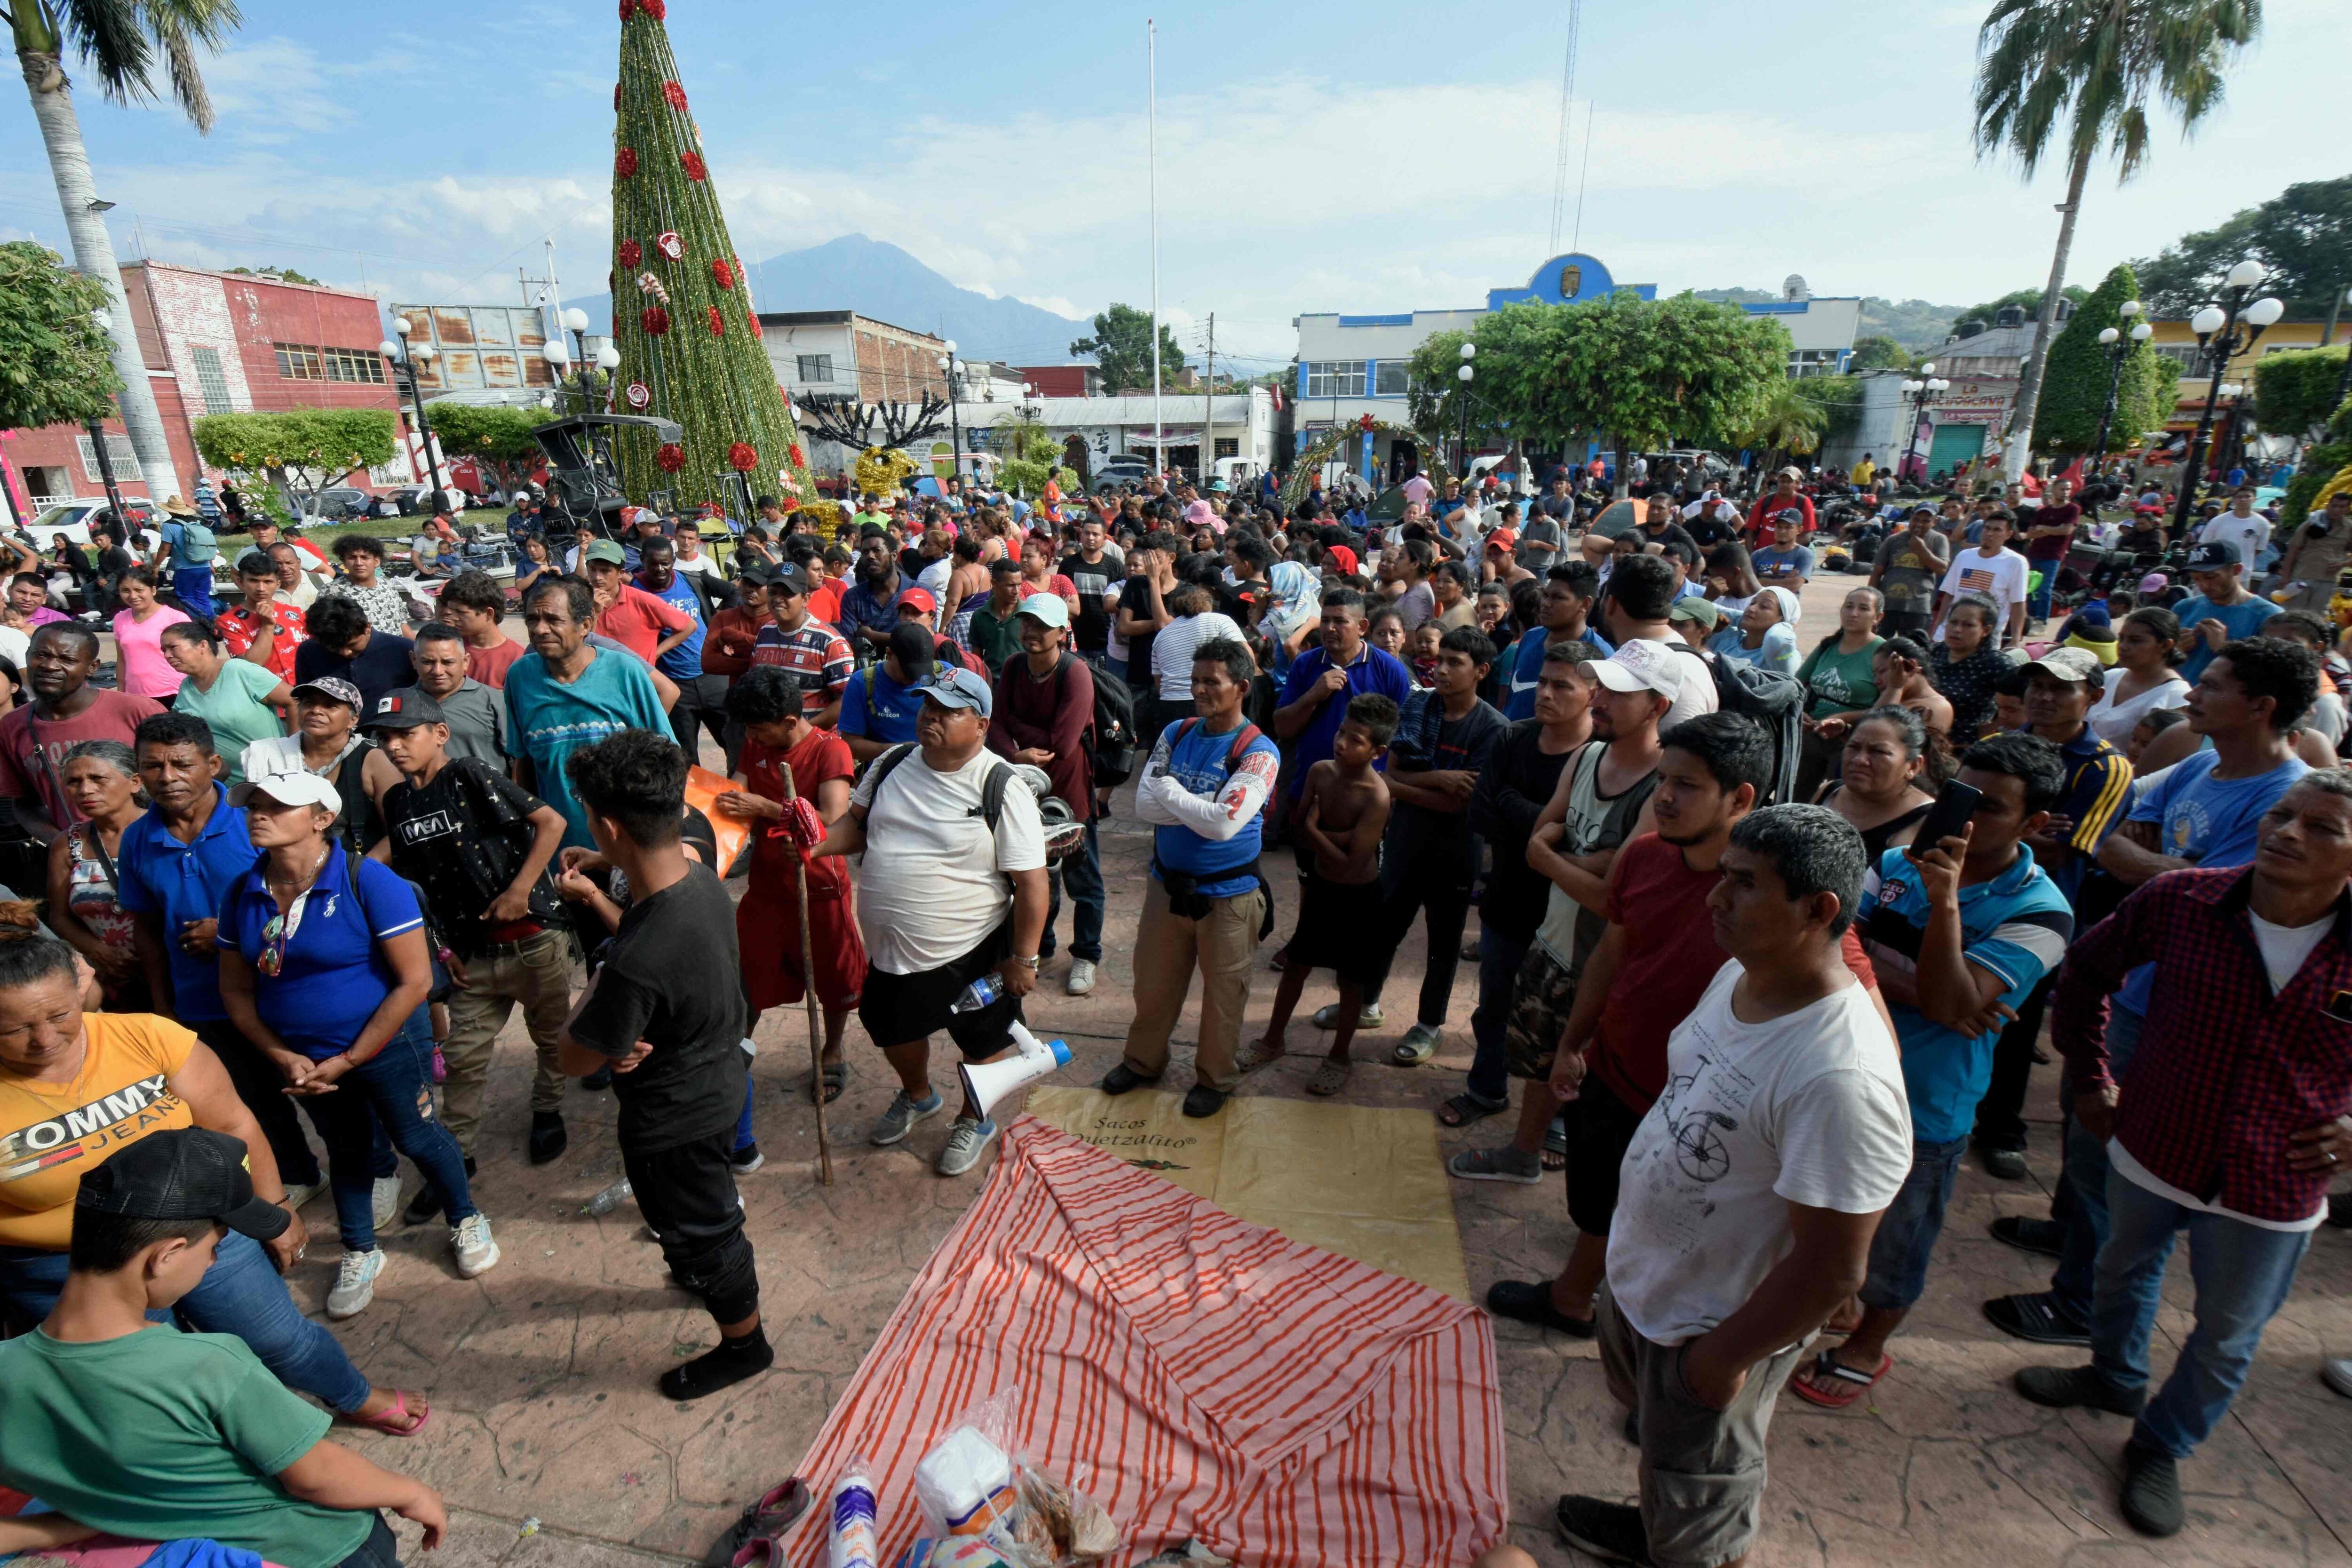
0, 1128, 447, 1566
749, 559, 852, 727
368, 688, 573, 1175
2172, 537, 2280, 684
840, 620, 946, 764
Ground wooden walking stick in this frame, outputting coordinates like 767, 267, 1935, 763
776, 759, 833, 1185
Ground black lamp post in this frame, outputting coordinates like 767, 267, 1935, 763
543, 308, 620, 418
1898, 363, 1949, 483
1455, 342, 1476, 477
2334, 286, 2352, 410
2169, 261, 2285, 541
936, 340, 963, 493
2089, 300, 2153, 473
380, 318, 448, 504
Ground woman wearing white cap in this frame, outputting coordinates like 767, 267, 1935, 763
215, 763, 497, 1318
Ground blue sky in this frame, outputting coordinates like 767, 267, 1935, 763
2, 0, 2344, 369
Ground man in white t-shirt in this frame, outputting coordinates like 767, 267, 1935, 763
812, 666, 1048, 1177
1931, 511, 2029, 646
2197, 486, 2271, 582
1556, 804, 1911, 1568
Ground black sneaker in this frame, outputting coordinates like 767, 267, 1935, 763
1989, 1215, 2064, 1257
1182, 1084, 1229, 1119
2120, 1440, 2185, 1536
580, 1064, 614, 1092
729, 1141, 764, 1175
401, 1156, 475, 1226
1554, 1496, 1653, 1565
1100, 1062, 1161, 1096
528, 1111, 567, 1166
1485, 1278, 1597, 1338
1979, 1146, 2030, 1180
1983, 1291, 2090, 1346
2013, 1364, 2145, 1417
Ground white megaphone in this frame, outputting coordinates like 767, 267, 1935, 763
959, 1020, 1073, 1122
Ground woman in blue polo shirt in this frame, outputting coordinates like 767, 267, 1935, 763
216, 766, 499, 1321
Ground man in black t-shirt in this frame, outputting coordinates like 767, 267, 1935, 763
368, 688, 573, 1181
558, 729, 768, 1402
1058, 517, 1121, 660
295, 593, 418, 713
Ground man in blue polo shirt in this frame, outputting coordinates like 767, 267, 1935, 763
116, 712, 322, 1206
1271, 588, 1411, 797
2173, 539, 2279, 683
839, 621, 937, 764
1793, 733, 2073, 1409
1503, 563, 1611, 719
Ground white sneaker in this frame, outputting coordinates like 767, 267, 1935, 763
449, 1213, 500, 1279
328, 1249, 386, 1318
283, 1178, 327, 1211
1066, 959, 1097, 996
371, 1176, 402, 1229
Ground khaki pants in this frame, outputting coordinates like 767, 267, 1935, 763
1121, 877, 1265, 1092
439, 928, 575, 1157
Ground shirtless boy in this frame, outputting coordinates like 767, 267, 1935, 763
1245, 693, 1398, 1077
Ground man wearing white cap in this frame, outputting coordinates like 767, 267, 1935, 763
985, 594, 1104, 995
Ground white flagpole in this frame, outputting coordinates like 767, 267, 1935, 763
1148, 18, 1161, 476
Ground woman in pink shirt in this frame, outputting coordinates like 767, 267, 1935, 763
109, 567, 192, 699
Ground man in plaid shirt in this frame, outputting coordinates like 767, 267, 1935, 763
2013, 769, 2352, 1537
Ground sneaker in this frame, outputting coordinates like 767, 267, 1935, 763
1391, 1022, 1442, 1067
2322, 1358, 2352, 1399
2012, 1363, 2146, 1417
528, 1111, 568, 1165
2119, 1440, 2184, 1536
1099, 1062, 1160, 1096
936, 1116, 998, 1177
371, 1175, 403, 1229
283, 1177, 327, 1211
730, 1142, 765, 1174
1485, 1278, 1596, 1337
1447, 1145, 1543, 1184
450, 1213, 500, 1279
403, 1183, 442, 1227
580, 1063, 614, 1092
869, 1089, 944, 1146
1982, 1291, 2090, 1346
1979, 1145, 2030, 1180
1989, 1215, 2064, 1257
1553, 1495, 1653, 1565
1313, 1000, 1382, 1030
327, 1249, 386, 1318
1066, 959, 1097, 996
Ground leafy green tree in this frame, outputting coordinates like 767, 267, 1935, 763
1404, 329, 1510, 460
1793, 375, 1870, 449
1972, 0, 2262, 481
993, 417, 1076, 499
1472, 293, 1790, 496
1068, 303, 1187, 394
1949, 285, 2089, 336
1740, 380, 1828, 470
2280, 399, 2352, 530
2134, 176, 2352, 328
2030, 263, 2170, 455
2253, 346, 2351, 439
1848, 336, 1912, 371
191, 408, 396, 516
426, 402, 547, 494
0, 239, 119, 432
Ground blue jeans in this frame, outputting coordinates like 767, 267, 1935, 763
336, 1512, 402, 1568
1041, 819, 1105, 964
2090, 1165, 2313, 1457
304, 1012, 477, 1252
2051, 1005, 2141, 1322
1859, 1134, 1970, 1311
2027, 566, 2054, 622
1464, 927, 1529, 1108
735, 1070, 755, 1154
0, 1230, 372, 1413
174, 564, 217, 620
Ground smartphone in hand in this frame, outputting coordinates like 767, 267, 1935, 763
1909, 779, 1983, 856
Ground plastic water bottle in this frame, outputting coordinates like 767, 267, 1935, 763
828, 1459, 881, 1568
947, 974, 1002, 1015
581, 1178, 633, 1216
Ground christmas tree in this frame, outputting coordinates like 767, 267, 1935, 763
607, 0, 810, 511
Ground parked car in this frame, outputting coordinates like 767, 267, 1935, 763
1091, 456, 1155, 493
20, 497, 159, 549
293, 486, 373, 522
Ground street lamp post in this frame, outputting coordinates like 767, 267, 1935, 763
1456, 342, 1476, 478
543, 307, 622, 418
2335, 286, 2352, 408
2089, 301, 2153, 473
2170, 260, 2285, 541
1898, 362, 1949, 482
936, 340, 962, 493
380, 318, 447, 504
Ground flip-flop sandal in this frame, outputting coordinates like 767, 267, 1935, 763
342, 1389, 430, 1437
1234, 1038, 1283, 1075
705, 1479, 811, 1564
1437, 1092, 1507, 1129
1305, 1059, 1352, 1096
1788, 1348, 1893, 1409
807, 1063, 849, 1105
1542, 1120, 1568, 1172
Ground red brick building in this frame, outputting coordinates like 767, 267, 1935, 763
1, 261, 405, 516
1016, 365, 1102, 398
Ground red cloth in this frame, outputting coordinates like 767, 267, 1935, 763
773, 1121, 1508, 1568
807, 573, 847, 630
700, 605, 764, 677
217, 601, 304, 682
465, 637, 527, 689
2026, 501, 2081, 562
736, 728, 866, 1011
593, 583, 693, 662
1589, 833, 1877, 1112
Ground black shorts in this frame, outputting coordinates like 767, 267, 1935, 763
1282, 862, 1386, 987
1565, 1075, 1647, 1238
857, 920, 1023, 1061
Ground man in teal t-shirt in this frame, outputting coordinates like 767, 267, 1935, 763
0, 1128, 442, 1566
505, 577, 670, 847
2174, 538, 2280, 683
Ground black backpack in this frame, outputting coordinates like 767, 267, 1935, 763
864, 742, 1017, 834
1692, 648, 1806, 805
1039, 653, 1138, 787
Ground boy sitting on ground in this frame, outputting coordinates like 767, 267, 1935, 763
1243, 694, 1397, 1093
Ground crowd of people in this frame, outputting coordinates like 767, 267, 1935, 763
0, 449, 2347, 1568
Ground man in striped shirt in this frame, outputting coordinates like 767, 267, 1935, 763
750, 562, 851, 729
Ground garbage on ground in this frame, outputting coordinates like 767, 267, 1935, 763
516, 1517, 540, 1539
890, 1389, 1117, 1568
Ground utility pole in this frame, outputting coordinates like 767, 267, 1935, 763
1202, 312, 1215, 485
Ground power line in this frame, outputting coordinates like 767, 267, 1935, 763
1546, 0, 1583, 256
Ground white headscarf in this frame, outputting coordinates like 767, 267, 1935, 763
1760, 586, 1801, 629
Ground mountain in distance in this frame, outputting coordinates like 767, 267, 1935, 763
1693, 287, 1966, 353
566, 233, 1089, 366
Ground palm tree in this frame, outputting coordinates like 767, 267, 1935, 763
1974, 0, 2261, 482
10, 0, 242, 498
1737, 379, 1825, 474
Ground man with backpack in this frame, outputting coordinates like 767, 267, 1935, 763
986, 594, 1105, 996
1103, 637, 1280, 1119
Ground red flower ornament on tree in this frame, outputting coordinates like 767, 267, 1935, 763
640, 306, 671, 336
707, 306, 725, 337
747, 314, 763, 340
613, 83, 621, 110
1357, 413, 1376, 433
615, 147, 638, 178
617, 0, 633, 16
788, 443, 805, 468
641, 0, 664, 15
657, 443, 685, 473
662, 80, 688, 112
728, 442, 759, 472
617, 239, 641, 269
711, 259, 733, 290
680, 151, 707, 182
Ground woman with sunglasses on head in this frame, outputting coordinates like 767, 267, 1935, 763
215, 765, 497, 1321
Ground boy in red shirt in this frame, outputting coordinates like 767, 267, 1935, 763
584, 541, 694, 664
216, 549, 305, 682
